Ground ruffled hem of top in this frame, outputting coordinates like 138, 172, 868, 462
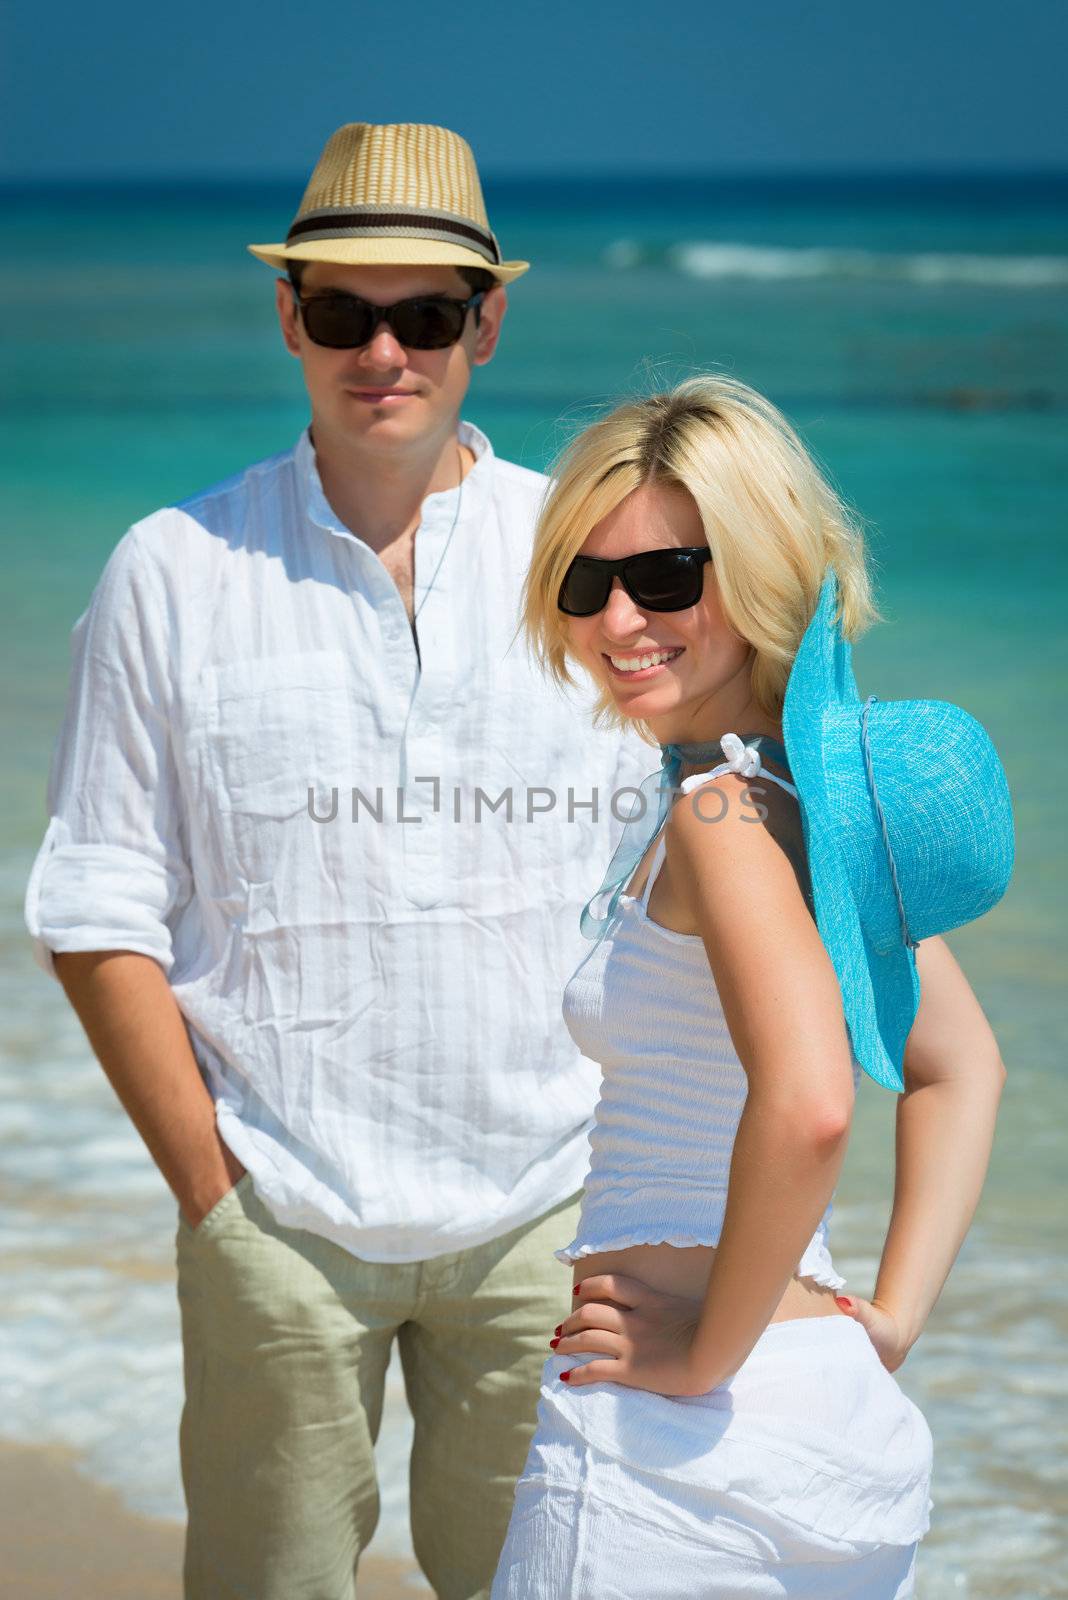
555, 1233, 846, 1292
794, 1237, 847, 1292
556, 1233, 723, 1264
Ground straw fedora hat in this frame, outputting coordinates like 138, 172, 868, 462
248, 122, 529, 284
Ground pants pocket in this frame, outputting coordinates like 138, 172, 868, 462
181, 1170, 254, 1241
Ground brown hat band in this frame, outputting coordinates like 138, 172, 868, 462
286, 204, 501, 265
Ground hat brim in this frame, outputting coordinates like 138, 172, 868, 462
801, 803, 920, 1093
783, 575, 920, 1093
247, 237, 529, 284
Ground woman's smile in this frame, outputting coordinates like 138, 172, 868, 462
604, 646, 685, 681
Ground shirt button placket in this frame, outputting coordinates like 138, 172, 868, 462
401, 503, 456, 911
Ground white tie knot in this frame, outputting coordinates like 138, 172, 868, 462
719, 732, 762, 778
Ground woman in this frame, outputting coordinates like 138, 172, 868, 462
491, 376, 1013, 1598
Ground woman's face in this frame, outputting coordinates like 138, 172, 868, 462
564, 480, 757, 745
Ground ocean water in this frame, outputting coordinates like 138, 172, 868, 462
1, 174, 1066, 1595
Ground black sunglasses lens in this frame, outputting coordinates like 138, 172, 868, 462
299, 296, 468, 350
559, 559, 611, 616
625, 551, 706, 610
299, 295, 375, 348
390, 299, 467, 349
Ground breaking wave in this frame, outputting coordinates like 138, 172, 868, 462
604, 238, 1068, 288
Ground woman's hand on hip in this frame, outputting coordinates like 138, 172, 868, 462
550, 1273, 713, 1397
835, 1292, 913, 1372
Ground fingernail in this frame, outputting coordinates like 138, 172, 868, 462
554, 1325, 562, 1337
549, 1337, 560, 1349
560, 1370, 572, 1382
835, 1296, 853, 1312
573, 1285, 581, 1296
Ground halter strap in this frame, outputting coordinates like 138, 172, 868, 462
581, 732, 791, 942
638, 752, 797, 911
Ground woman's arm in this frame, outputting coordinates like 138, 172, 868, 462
562, 772, 857, 1395
840, 935, 1006, 1369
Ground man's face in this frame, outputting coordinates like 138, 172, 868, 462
275, 262, 507, 455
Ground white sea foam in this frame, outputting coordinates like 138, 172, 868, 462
643, 240, 1068, 288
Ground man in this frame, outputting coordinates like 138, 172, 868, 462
25, 123, 643, 1599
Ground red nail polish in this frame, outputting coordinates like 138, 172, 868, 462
549, 1337, 560, 1349
554, 1325, 562, 1337
835, 1296, 853, 1312
573, 1285, 581, 1295
560, 1370, 572, 1382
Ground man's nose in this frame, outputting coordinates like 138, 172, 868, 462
357, 319, 407, 368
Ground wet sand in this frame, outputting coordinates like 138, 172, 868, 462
0, 1439, 424, 1598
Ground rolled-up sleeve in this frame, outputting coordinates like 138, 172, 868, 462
25, 525, 192, 977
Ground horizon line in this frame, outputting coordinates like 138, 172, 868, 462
3, 163, 1068, 192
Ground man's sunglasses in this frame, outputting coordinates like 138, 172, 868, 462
290, 287, 485, 350
558, 547, 712, 616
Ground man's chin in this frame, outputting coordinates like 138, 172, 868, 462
337, 400, 430, 443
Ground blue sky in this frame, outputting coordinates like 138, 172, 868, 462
4, 0, 1067, 180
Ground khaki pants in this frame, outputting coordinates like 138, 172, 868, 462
176, 1173, 581, 1600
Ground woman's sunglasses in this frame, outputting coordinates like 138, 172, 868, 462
291, 287, 485, 350
558, 547, 712, 616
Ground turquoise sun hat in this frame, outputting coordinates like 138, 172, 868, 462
782, 571, 1015, 1093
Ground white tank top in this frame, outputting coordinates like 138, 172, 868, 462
557, 754, 858, 1291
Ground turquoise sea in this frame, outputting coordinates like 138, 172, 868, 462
2, 174, 1066, 1595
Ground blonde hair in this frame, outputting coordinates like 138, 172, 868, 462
523, 374, 878, 736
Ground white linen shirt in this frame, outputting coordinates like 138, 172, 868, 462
26, 421, 650, 1261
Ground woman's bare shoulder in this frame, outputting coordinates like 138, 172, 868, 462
666, 769, 853, 1096
667, 769, 813, 921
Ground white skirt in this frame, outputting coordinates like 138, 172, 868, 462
492, 1313, 933, 1600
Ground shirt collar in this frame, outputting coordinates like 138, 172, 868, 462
295, 420, 495, 542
